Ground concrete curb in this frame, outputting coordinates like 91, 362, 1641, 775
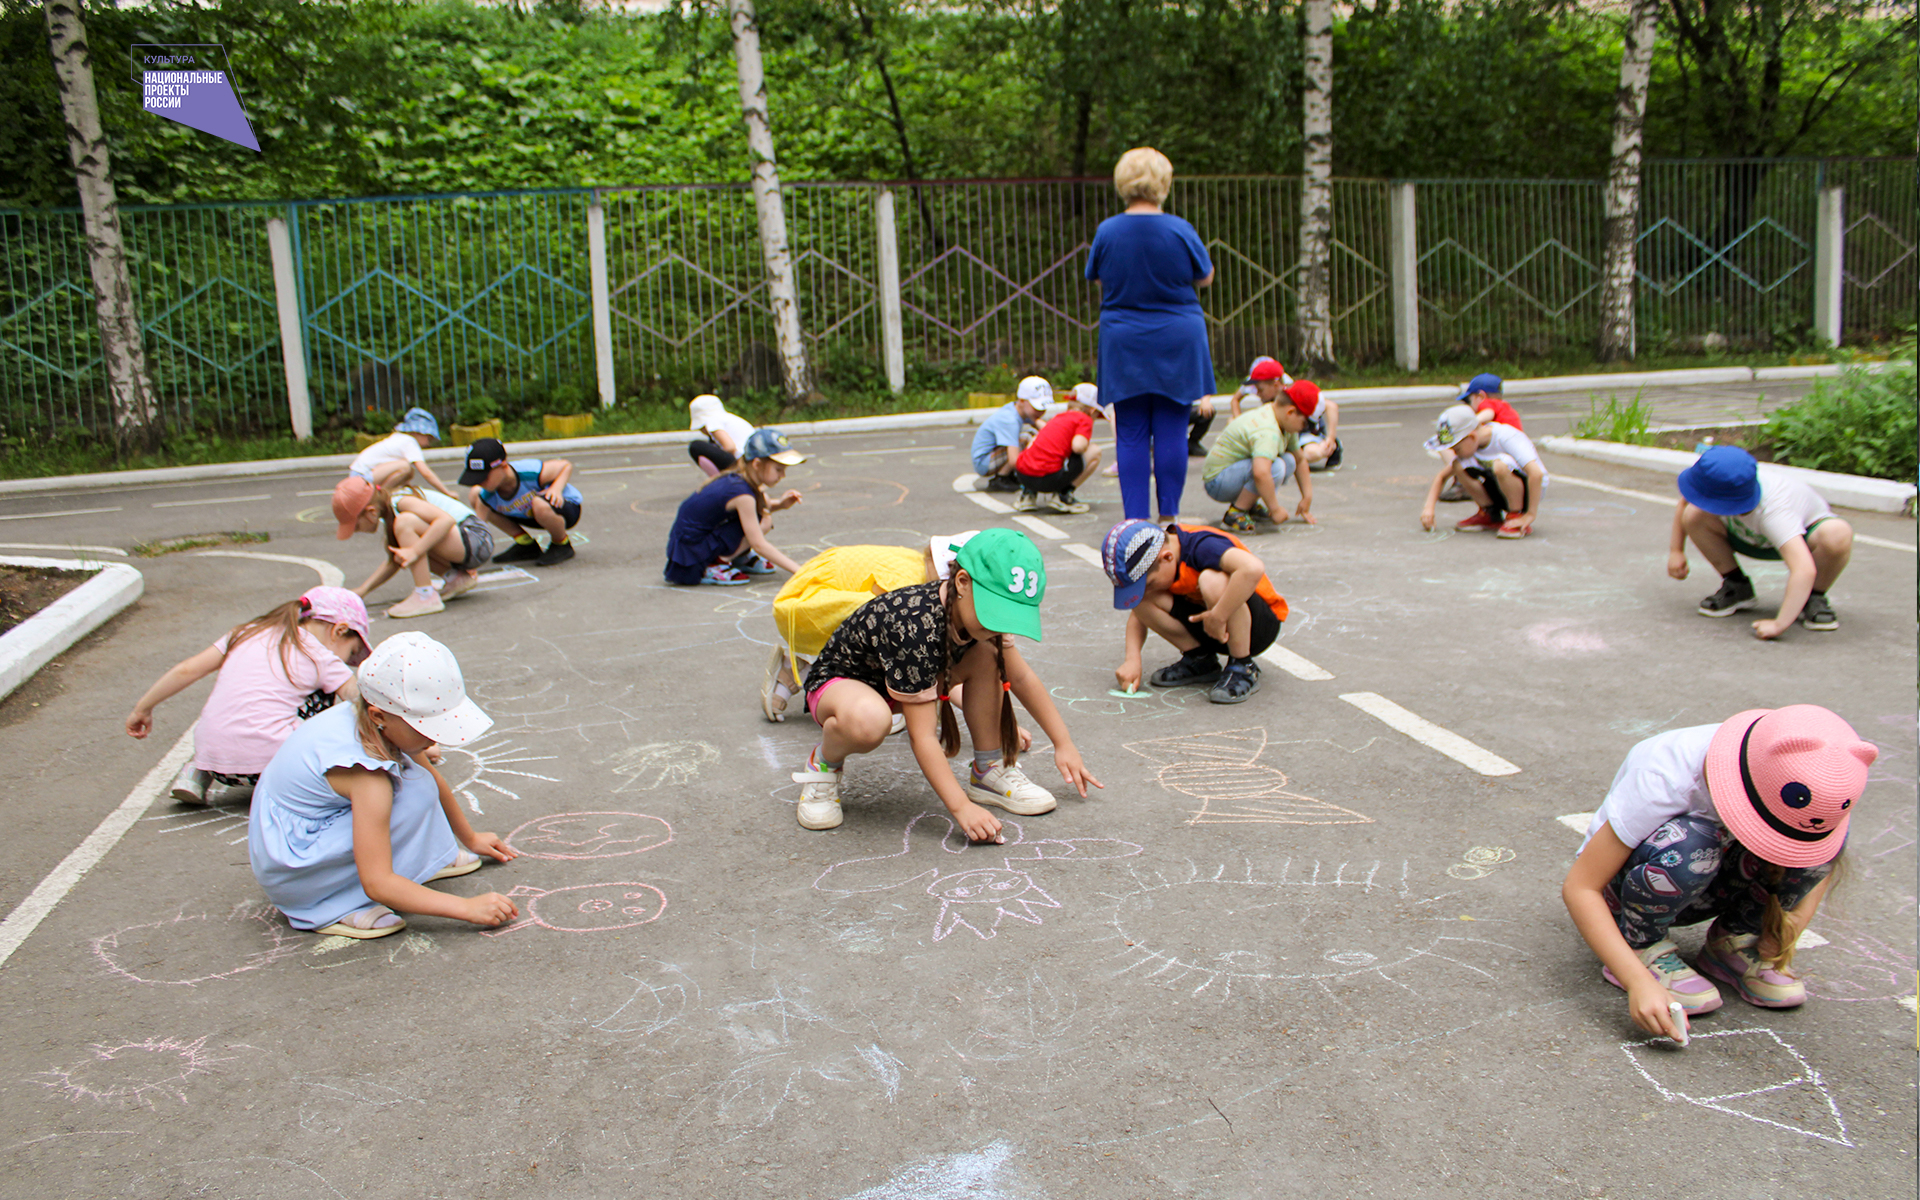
0, 556, 144, 703
0, 362, 1889, 497
1539, 437, 1918, 515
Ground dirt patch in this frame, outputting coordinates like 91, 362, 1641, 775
130, 531, 269, 558
1646, 425, 1779, 462
0, 566, 93, 638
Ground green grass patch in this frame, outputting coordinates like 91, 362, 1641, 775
1571, 390, 1656, 444
1764, 351, 1918, 482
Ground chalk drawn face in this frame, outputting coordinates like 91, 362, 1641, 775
1101, 860, 1511, 1001
507, 812, 673, 859
529, 883, 666, 933
932, 869, 1036, 906
32, 1036, 233, 1108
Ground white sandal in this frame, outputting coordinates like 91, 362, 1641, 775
429, 849, 482, 881
314, 905, 406, 939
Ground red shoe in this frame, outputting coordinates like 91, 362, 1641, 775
1497, 518, 1531, 539
1454, 508, 1501, 532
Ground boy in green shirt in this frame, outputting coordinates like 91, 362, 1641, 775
1198, 362, 1314, 533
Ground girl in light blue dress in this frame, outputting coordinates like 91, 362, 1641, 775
248, 632, 519, 938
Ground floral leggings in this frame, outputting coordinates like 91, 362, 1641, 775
1604, 814, 1835, 949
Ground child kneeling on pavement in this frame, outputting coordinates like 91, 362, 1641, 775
1013, 386, 1104, 513
1101, 518, 1287, 704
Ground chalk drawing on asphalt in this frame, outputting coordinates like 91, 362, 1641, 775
601, 741, 720, 793
1620, 1028, 1853, 1147
91, 903, 304, 987
839, 1139, 1036, 1200
292, 1074, 420, 1135
575, 959, 700, 1037
813, 812, 1143, 942
30, 1036, 237, 1108
482, 882, 667, 937
1446, 845, 1516, 880
1125, 727, 1374, 826
506, 811, 673, 859
440, 732, 562, 815
1098, 859, 1515, 1000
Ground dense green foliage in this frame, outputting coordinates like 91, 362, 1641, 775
1765, 351, 1920, 481
0, 0, 1910, 208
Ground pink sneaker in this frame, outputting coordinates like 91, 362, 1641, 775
1600, 938, 1723, 1014
1696, 925, 1807, 1007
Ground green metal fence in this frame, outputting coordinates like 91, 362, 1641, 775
2, 159, 1911, 443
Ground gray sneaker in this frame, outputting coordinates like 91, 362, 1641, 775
1799, 590, 1838, 631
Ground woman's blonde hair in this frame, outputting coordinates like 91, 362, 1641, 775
1114, 147, 1173, 206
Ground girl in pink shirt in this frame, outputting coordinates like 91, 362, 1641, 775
126, 587, 373, 805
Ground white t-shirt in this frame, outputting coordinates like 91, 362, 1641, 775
1464, 423, 1547, 482
348, 432, 425, 477
1726, 472, 1834, 550
695, 412, 756, 457
1580, 724, 1721, 855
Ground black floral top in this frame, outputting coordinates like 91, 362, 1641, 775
803, 581, 976, 702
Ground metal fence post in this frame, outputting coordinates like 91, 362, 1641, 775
587, 192, 618, 409
1813, 186, 1844, 348
874, 187, 905, 395
1389, 182, 1420, 372
265, 211, 312, 440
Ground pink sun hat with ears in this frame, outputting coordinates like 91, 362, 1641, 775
1704, 705, 1877, 868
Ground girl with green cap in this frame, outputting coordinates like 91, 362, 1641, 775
791, 528, 1101, 842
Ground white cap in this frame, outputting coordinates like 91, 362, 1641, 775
357, 632, 492, 746
929, 530, 981, 581
689, 394, 725, 432
1422, 403, 1483, 455
1072, 382, 1098, 406
1015, 376, 1053, 405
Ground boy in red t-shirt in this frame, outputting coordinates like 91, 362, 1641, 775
1014, 392, 1104, 514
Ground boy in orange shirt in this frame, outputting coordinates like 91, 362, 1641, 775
1101, 518, 1288, 704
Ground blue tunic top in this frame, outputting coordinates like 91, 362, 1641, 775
664, 473, 756, 584
248, 704, 459, 931
1085, 213, 1216, 406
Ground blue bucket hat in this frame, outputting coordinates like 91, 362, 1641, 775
1102, 519, 1168, 610
1458, 374, 1503, 401
394, 407, 440, 440
743, 427, 807, 465
1677, 445, 1763, 516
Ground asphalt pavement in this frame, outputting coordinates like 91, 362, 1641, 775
0, 387, 1912, 1199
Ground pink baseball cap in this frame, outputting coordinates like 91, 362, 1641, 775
356, 631, 493, 746
299, 586, 372, 661
1286, 380, 1323, 418
1704, 706, 1876, 868
332, 475, 375, 540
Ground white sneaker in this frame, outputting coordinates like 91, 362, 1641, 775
966, 762, 1056, 815
387, 590, 445, 618
793, 768, 844, 830
888, 712, 906, 736
1012, 491, 1040, 512
170, 763, 210, 805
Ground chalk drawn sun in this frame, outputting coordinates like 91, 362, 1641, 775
32, 1036, 233, 1108
1098, 859, 1514, 1001
438, 730, 561, 815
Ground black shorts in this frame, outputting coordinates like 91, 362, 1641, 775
500, 498, 582, 530
690, 439, 738, 471
1016, 452, 1085, 494
1462, 465, 1530, 519
1169, 595, 1281, 659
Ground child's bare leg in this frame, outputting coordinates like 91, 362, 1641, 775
1808, 519, 1853, 591
526, 496, 569, 542
948, 681, 1032, 751
390, 513, 437, 588
480, 508, 522, 540
952, 643, 1005, 758
370, 461, 415, 491
1679, 505, 1740, 575
816, 684, 892, 765
1073, 446, 1102, 487
1196, 570, 1253, 657
1491, 463, 1525, 513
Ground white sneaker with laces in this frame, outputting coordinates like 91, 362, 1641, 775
966, 762, 1057, 815
793, 767, 844, 829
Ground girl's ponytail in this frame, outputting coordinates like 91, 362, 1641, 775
936, 601, 963, 758
1761, 853, 1845, 974
225, 598, 319, 680
372, 485, 400, 551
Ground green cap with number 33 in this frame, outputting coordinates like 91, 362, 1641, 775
953, 527, 1046, 642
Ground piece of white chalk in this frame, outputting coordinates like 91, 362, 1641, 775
1668, 1000, 1689, 1047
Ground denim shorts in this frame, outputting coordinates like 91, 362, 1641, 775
1203, 455, 1293, 503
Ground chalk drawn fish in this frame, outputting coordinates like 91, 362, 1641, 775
1125, 727, 1373, 826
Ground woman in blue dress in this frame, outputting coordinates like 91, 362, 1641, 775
248, 632, 519, 939
1085, 147, 1216, 522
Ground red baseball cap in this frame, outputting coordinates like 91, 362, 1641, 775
1248, 358, 1288, 383
1286, 380, 1323, 418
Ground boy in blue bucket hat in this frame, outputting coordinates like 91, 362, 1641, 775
1670, 446, 1854, 637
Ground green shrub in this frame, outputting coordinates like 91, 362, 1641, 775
1765, 356, 1918, 482
1572, 391, 1655, 444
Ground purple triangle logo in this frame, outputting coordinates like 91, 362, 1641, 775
134, 45, 259, 152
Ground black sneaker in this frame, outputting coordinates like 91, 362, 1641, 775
1208, 662, 1261, 704
534, 540, 575, 567
1187, 442, 1208, 458
1149, 651, 1221, 688
1799, 590, 1838, 631
1325, 439, 1343, 469
493, 540, 542, 564
1697, 572, 1757, 617
983, 475, 1021, 493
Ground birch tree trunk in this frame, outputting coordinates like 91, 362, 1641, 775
44, 0, 160, 452
729, 0, 814, 403
1297, 0, 1335, 373
1599, 0, 1658, 362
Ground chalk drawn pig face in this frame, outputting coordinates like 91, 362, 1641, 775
484, 882, 666, 936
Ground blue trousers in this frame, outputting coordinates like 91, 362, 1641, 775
1113, 394, 1191, 520
1604, 815, 1834, 949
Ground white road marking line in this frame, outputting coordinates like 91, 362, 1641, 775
0, 728, 195, 969
952, 473, 1017, 515
839, 446, 924, 456
1012, 514, 1068, 540
1339, 692, 1520, 776
0, 506, 122, 522
579, 463, 684, 474
1259, 645, 1334, 681
295, 488, 337, 496
1061, 542, 1104, 568
1557, 812, 1594, 834
152, 492, 273, 509
1555, 474, 1914, 554
194, 549, 345, 587
1339, 421, 1403, 429
0, 542, 126, 555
